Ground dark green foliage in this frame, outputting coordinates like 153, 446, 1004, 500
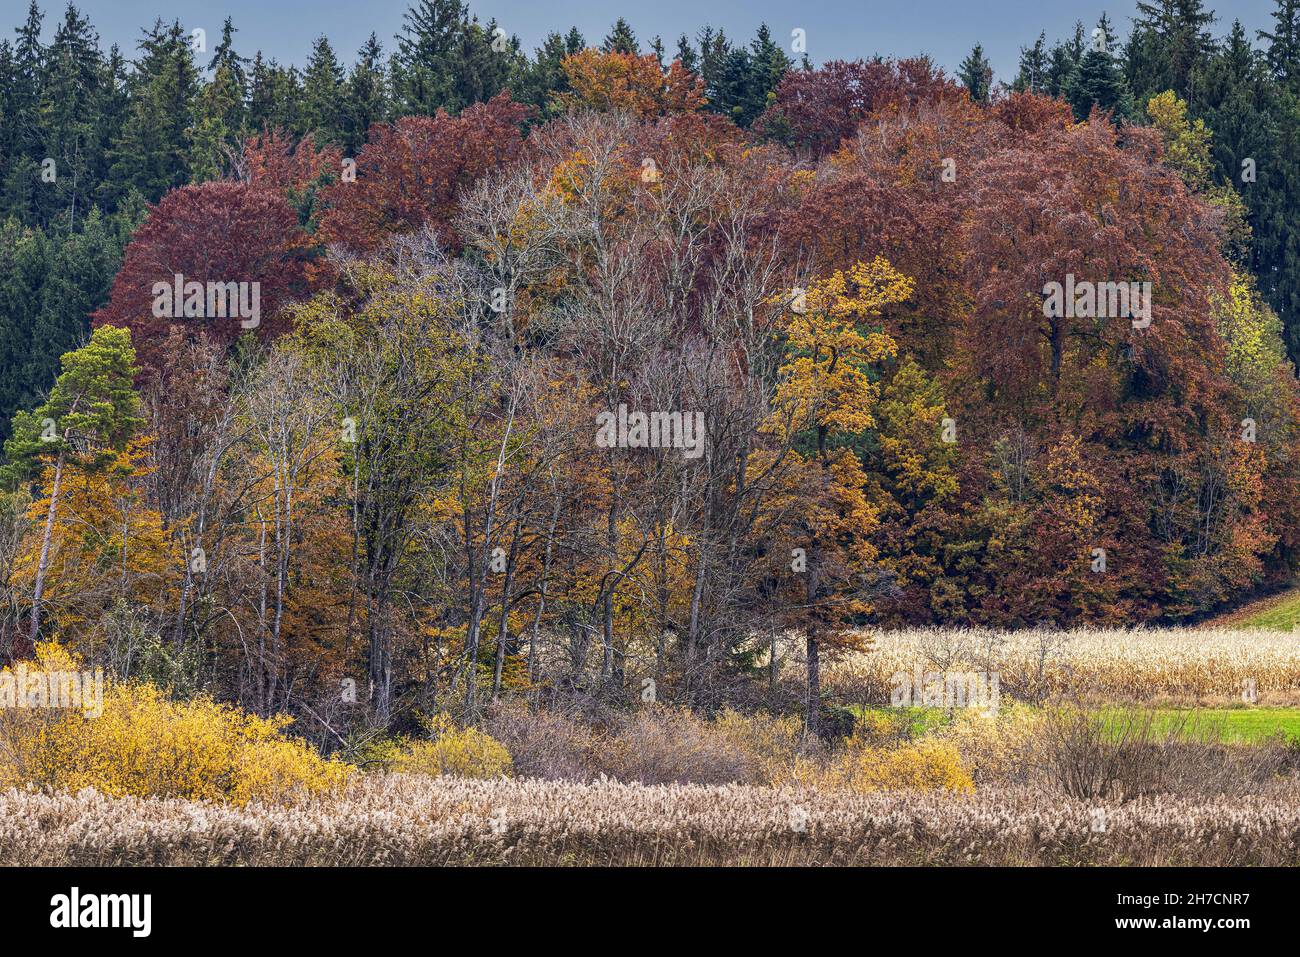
958, 43, 992, 101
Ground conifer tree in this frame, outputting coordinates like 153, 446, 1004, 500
301, 36, 346, 145
958, 43, 993, 101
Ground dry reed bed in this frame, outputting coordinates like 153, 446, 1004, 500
4, 774, 1300, 866
828, 627, 1300, 703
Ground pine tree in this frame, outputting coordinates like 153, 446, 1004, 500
1, 324, 143, 643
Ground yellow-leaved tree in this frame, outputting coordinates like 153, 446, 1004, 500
766, 257, 913, 734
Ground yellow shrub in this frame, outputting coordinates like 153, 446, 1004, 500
0, 644, 350, 804
931, 704, 1043, 782
815, 733, 974, 794
383, 714, 512, 779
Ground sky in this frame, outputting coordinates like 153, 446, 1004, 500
15, 0, 1281, 83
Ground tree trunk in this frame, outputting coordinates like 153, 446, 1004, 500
805, 631, 821, 738
29, 450, 65, 645
491, 527, 520, 701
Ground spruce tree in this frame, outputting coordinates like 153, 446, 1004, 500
102, 20, 199, 204
247, 54, 303, 134
23, 207, 120, 402
38, 3, 104, 228
1261, 0, 1300, 88
187, 63, 245, 181
675, 34, 698, 74
1046, 22, 1085, 97
958, 43, 993, 102
301, 35, 346, 145
749, 24, 791, 120
1015, 33, 1048, 92
602, 18, 639, 55
392, 0, 465, 115
207, 18, 249, 92
0, 220, 50, 438
1132, 0, 1216, 105
1066, 17, 1134, 120
3, 2, 46, 222
341, 34, 388, 155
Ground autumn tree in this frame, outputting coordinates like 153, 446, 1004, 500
316, 93, 529, 255
1, 325, 144, 644
557, 49, 705, 117
764, 259, 913, 733
93, 182, 310, 371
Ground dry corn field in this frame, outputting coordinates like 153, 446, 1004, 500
4, 774, 1299, 866
827, 627, 1300, 705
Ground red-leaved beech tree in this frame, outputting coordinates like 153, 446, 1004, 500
316, 92, 530, 255
92, 181, 311, 374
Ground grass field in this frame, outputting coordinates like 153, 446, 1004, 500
1113, 707, 1300, 744
1201, 585, 1300, 630
856, 705, 1300, 745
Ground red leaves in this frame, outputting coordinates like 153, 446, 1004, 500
316, 92, 530, 255
92, 182, 310, 375
756, 58, 963, 157
243, 129, 343, 200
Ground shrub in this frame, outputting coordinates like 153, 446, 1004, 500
487, 703, 810, 786
814, 728, 974, 794
1036, 705, 1296, 800
597, 706, 764, 785
483, 703, 601, 780
0, 645, 350, 804
371, 714, 512, 779
931, 704, 1043, 784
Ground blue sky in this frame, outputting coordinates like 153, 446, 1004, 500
19, 0, 1280, 82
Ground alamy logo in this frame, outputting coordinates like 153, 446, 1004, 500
890, 669, 1000, 714
50, 887, 151, 937
1043, 274, 1152, 328
0, 665, 103, 718
152, 273, 261, 329
595, 404, 705, 459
